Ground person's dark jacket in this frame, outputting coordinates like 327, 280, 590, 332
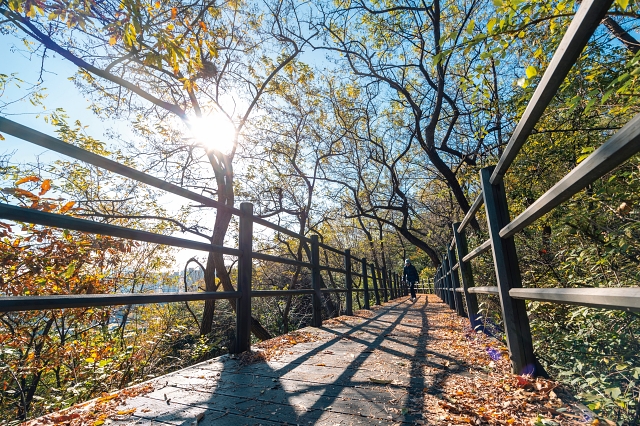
403, 264, 419, 282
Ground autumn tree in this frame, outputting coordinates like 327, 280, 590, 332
0, 0, 315, 338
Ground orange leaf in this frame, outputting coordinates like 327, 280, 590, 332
171, 7, 177, 19
14, 188, 39, 200
59, 201, 75, 214
199, 21, 207, 31
15, 176, 40, 185
39, 179, 51, 196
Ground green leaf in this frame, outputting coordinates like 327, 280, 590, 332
526, 65, 537, 79
63, 262, 76, 279
605, 387, 621, 399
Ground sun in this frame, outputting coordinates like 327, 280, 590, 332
188, 112, 237, 154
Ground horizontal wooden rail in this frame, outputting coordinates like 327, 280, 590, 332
458, 194, 483, 232
0, 204, 241, 255
462, 239, 491, 262
318, 241, 345, 255
452, 263, 459, 271
500, 112, 640, 238
252, 252, 311, 268
0, 117, 241, 215
252, 217, 312, 243
468, 286, 499, 295
0, 291, 241, 313
455, 288, 464, 293
489, 0, 614, 184
252, 289, 314, 297
510, 288, 640, 312
319, 265, 347, 274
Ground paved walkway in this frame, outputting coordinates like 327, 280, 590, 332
38, 295, 593, 425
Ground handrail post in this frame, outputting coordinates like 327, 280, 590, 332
345, 249, 353, 316
481, 166, 539, 376
442, 255, 450, 308
311, 235, 322, 327
447, 245, 466, 317
444, 255, 454, 309
235, 202, 253, 354
453, 222, 481, 330
362, 258, 370, 309
381, 267, 389, 302
389, 269, 394, 299
370, 264, 381, 305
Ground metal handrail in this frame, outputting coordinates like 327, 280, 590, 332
489, 0, 614, 184
0, 117, 241, 215
0, 204, 240, 255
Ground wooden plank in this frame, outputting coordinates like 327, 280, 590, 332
500, 111, 640, 239
490, 0, 615, 184
0, 203, 240, 255
510, 287, 640, 312
481, 167, 539, 376
462, 239, 491, 262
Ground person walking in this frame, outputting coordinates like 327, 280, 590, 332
403, 259, 419, 302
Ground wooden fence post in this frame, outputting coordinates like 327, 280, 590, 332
381, 267, 389, 302
361, 258, 370, 309
370, 264, 381, 305
345, 249, 353, 316
447, 245, 466, 317
389, 269, 394, 299
442, 254, 451, 309
481, 166, 539, 376
452, 222, 481, 330
311, 235, 322, 327
235, 202, 253, 353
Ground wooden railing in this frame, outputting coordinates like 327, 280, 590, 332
0, 116, 408, 354
433, 0, 640, 376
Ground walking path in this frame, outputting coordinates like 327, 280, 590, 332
35, 295, 594, 425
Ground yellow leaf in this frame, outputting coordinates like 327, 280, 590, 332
526, 65, 537, 79
0, 132, 5, 140
86, 357, 95, 363
616, 0, 629, 9
154, 1, 160, 8
109, 36, 117, 46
